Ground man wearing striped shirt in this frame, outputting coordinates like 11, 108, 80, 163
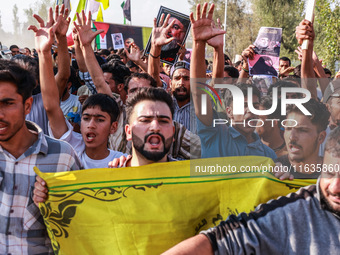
0, 59, 82, 254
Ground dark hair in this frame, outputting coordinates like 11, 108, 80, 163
225, 83, 261, 107
224, 65, 239, 78
106, 54, 122, 63
99, 49, 110, 57
268, 81, 300, 98
126, 60, 139, 70
124, 72, 157, 92
286, 98, 330, 132
82, 94, 120, 123
0, 59, 36, 102
259, 95, 283, 126
324, 126, 340, 157
324, 68, 332, 77
11, 54, 39, 83
282, 75, 301, 87
101, 62, 131, 85
10, 45, 19, 51
279, 57, 291, 66
125, 88, 174, 124
68, 66, 82, 93
117, 48, 127, 58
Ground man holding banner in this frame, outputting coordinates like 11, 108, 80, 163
163, 3, 340, 254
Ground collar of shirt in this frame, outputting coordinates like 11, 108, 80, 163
0, 121, 48, 159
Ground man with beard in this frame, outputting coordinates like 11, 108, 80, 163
275, 98, 330, 178
160, 16, 188, 63
122, 87, 176, 166
170, 61, 196, 133
163, 126, 340, 255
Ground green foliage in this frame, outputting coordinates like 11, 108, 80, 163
251, 0, 304, 60
188, 0, 256, 61
314, 0, 340, 73
12, 4, 20, 35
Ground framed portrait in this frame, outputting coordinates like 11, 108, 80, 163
112, 33, 124, 50
144, 6, 191, 65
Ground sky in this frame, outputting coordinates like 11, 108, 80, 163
1, 0, 192, 33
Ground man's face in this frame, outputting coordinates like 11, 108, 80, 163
284, 112, 324, 163
163, 64, 171, 76
227, 95, 259, 136
168, 17, 185, 42
127, 78, 152, 95
256, 105, 278, 136
0, 82, 31, 143
24, 48, 30, 56
327, 96, 340, 128
320, 151, 340, 216
125, 39, 134, 49
279, 60, 290, 70
162, 17, 185, 51
171, 68, 190, 102
81, 106, 116, 149
126, 100, 175, 162
103, 72, 119, 94
11, 47, 20, 56
257, 37, 269, 48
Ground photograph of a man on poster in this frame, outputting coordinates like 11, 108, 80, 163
144, 6, 191, 65
112, 33, 124, 50
249, 27, 282, 77
253, 27, 282, 57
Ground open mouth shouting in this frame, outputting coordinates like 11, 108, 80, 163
145, 133, 164, 150
85, 132, 96, 143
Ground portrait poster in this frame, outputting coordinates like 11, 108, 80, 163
144, 6, 191, 65
112, 33, 124, 50
249, 27, 282, 77
93, 22, 152, 51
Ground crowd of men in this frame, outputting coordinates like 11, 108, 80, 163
0, 2, 339, 254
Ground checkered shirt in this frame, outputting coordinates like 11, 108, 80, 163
0, 121, 82, 255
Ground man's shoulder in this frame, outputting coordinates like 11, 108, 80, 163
44, 134, 79, 155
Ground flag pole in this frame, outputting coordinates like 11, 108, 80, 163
223, 0, 227, 54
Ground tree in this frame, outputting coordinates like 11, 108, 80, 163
251, 0, 304, 59
13, 4, 20, 35
188, 0, 257, 62
314, 0, 340, 73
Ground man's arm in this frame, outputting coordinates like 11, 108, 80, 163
207, 18, 224, 79
74, 11, 112, 96
148, 14, 176, 88
54, 4, 71, 99
237, 45, 255, 82
296, 19, 318, 99
162, 234, 213, 255
28, 8, 68, 139
190, 3, 225, 126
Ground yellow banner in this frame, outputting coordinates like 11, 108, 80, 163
35, 156, 316, 255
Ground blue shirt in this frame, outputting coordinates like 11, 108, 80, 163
197, 115, 277, 159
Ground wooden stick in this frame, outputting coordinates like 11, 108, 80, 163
302, 0, 316, 50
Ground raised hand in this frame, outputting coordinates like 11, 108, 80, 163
241, 45, 256, 60
125, 42, 141, 62
54, 4, 70, 38
151, 13, 176, 47
190, 3, 225, 42
74, 11, 104, 47
207, 18, 224, 49
28, 8, 59, 53
295, 19, 315, 45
